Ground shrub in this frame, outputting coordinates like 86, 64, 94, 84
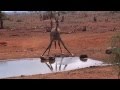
109, 33, 120, 79
16, 19, 22, 22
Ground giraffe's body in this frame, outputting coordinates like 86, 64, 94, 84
50, 28, 60, 41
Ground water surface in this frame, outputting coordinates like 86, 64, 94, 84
0, 57, 107, 79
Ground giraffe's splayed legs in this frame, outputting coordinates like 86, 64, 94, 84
59, 39, 73, 56
41, 39, 73, 56
41, 40, 53, 56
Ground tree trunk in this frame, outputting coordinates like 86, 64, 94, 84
0, 18, 3, 29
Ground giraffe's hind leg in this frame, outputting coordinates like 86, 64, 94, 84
58, 40, 62, 54
60, 39, 72, 55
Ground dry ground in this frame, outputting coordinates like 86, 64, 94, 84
0, 11, 120, 79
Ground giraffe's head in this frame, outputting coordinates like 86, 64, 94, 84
49, 56, 55, 64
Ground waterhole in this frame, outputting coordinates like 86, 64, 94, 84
0, 57, 108, 79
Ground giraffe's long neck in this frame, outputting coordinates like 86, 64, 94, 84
55, 22, 59, 31
55, 17, 59, 31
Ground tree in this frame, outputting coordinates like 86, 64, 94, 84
0, 11, 6, 29
0, 11, 4, 29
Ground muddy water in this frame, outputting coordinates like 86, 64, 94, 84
0, 57, 107, 79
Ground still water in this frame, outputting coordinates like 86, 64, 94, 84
0, 57, 107, 79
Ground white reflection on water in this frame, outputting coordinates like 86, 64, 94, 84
0, 57, 107, 79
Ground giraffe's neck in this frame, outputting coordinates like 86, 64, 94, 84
55, 24, 59, 31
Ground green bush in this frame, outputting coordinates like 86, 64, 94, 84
110, 33, 120, 79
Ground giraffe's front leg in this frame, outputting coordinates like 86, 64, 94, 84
41, 40, 53, 56
47, 43, 52, 56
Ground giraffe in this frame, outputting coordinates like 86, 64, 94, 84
41, 17, 73, 56
40, 12, 73, 72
